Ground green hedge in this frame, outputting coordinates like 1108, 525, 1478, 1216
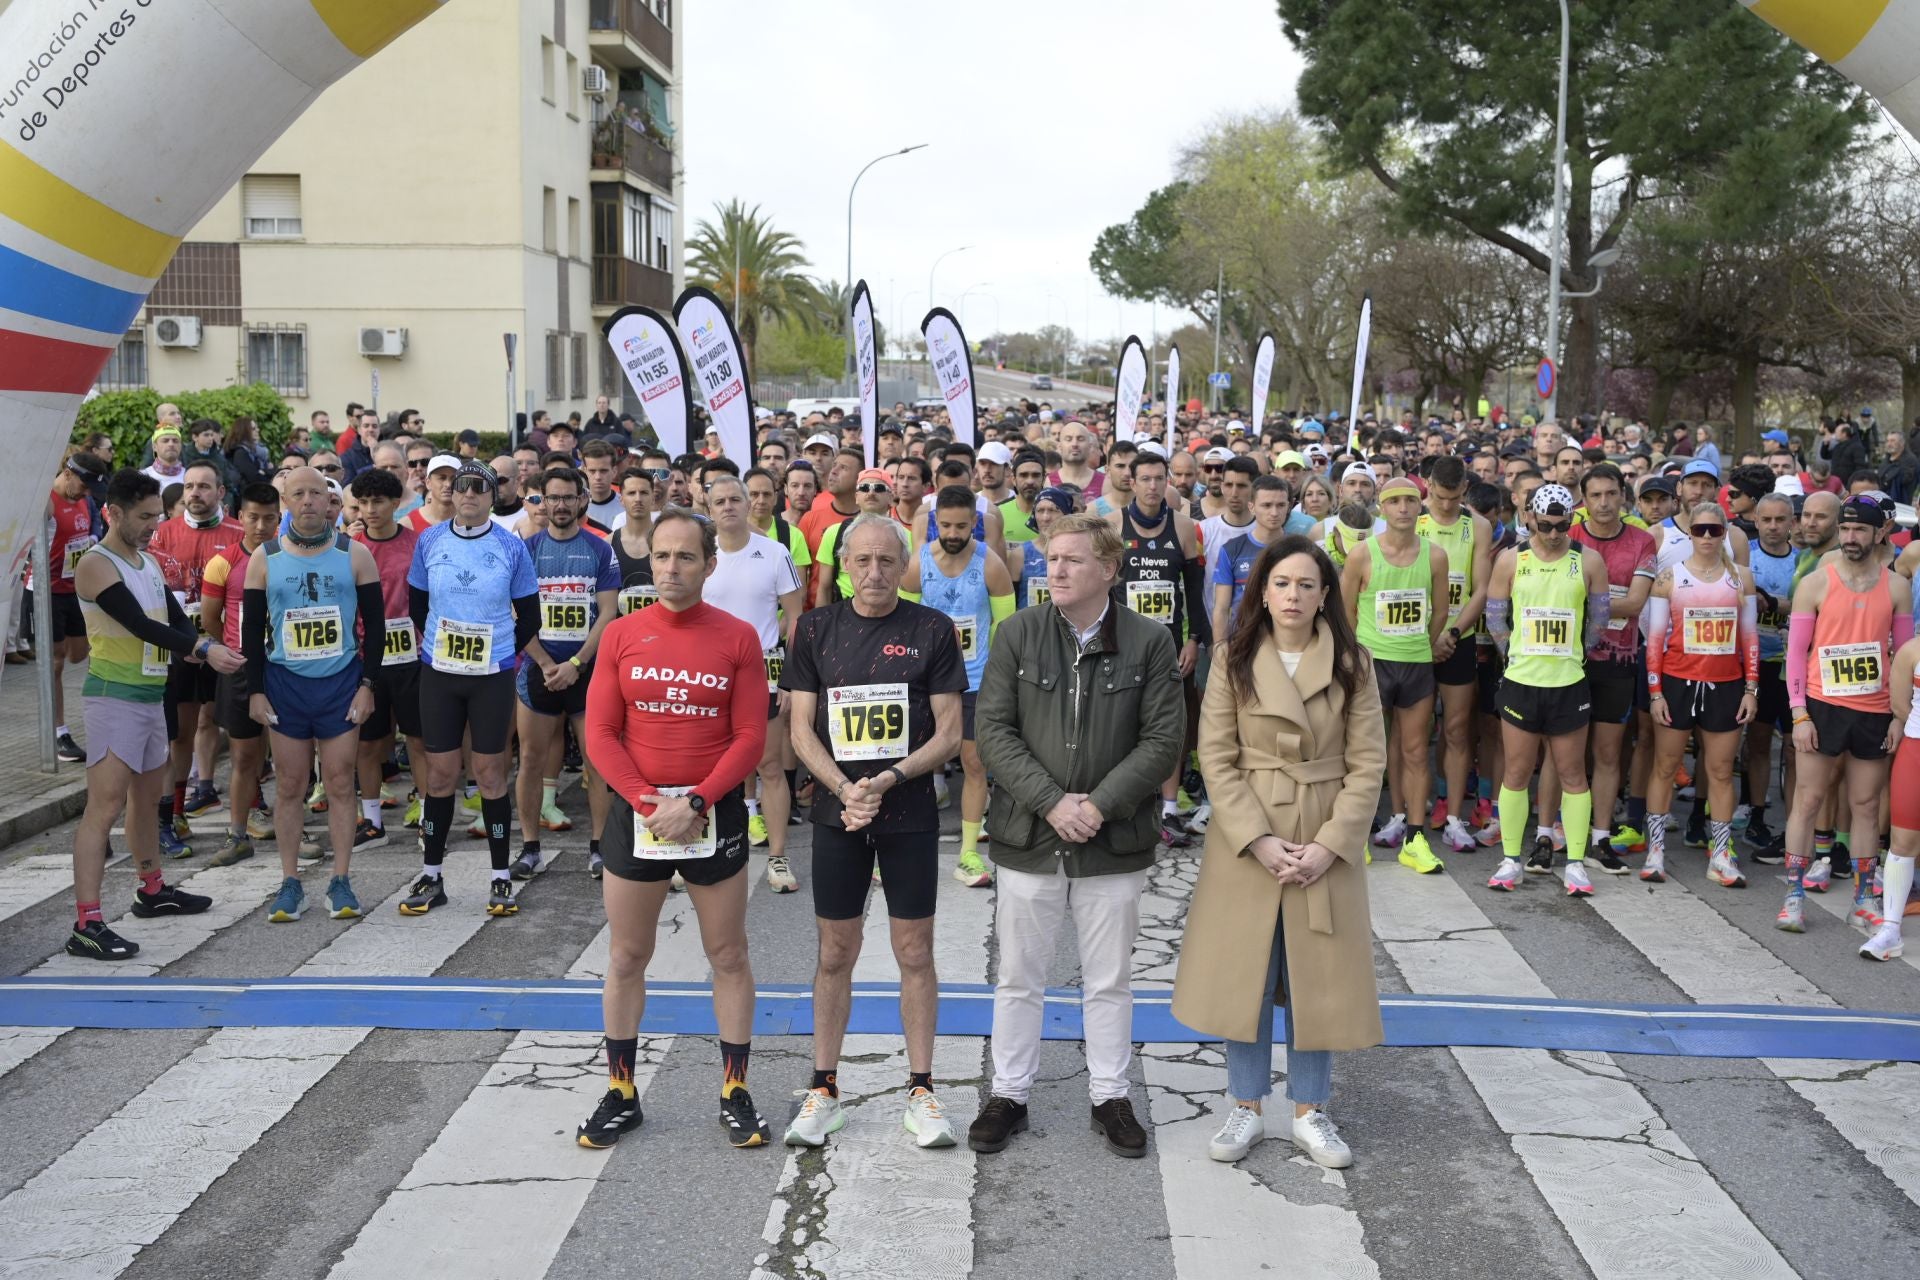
73, 385, 294, 464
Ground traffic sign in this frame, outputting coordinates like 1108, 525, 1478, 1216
1208, 372, 1231, 388
1535, 358, 1556, 401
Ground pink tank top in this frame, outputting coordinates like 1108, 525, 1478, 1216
1807, 564, 1893, 713
1663, 560, 1742, 684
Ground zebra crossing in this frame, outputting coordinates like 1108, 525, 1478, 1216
0, 788, 1915, 1280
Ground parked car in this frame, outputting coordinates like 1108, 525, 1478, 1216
1030, 374, 1053, 390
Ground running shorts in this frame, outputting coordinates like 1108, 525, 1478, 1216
515, 659, 592, 718
215, 668, 262, 741
1498, 677, 1591, 737
1586, 658, 1637, 726
601, 787, 748, 886
362, 658, 423, 741
419, 665, 516, 755
1658, 675, 1745, 735
262, 661, 361, 742
811, 823, 939, 921
1804, 696, 1893, 761
1373, 657, 1435, 710
1434, 640, 1476, 687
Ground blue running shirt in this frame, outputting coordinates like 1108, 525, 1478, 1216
264, 535, 359, 678
525, 529, 621, 664
409, 521, 537, 674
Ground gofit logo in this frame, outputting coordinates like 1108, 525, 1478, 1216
882, 643, 920, 657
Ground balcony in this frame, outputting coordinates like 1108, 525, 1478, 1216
589, 0, 672, 72
591, 116, 674, 192
593, 255, 674, 311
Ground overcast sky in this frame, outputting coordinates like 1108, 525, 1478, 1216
682, 0, 1305, 349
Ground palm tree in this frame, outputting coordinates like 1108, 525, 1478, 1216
685, 200, 825, 375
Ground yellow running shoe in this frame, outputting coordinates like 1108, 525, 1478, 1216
1398, 831, 1445, 874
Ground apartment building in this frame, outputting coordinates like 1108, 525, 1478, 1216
101, 0, 684, 434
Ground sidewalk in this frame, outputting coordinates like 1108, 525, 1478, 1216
0, 661, 90, 848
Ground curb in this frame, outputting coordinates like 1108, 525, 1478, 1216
0, 779, 88, 850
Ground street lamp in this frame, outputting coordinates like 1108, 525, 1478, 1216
928, 245, 974, 314
1543, 0, 1570, 421
1562, 245, 1621, 300
846, 144, 928, 378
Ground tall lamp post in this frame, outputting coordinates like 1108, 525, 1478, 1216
928, 245, 974, 315
846, 144, 928, 380
1544, 0, 1569, 422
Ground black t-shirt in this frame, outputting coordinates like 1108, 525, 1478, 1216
783, 600, 967, 833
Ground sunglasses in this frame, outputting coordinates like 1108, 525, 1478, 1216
452, 476, 492, 495
645, 468, 670, 482
1532, 520, 1571, 535
1202, 465, 1224, 474
407, 459, 430, 469
315, 464, 342, 474
524, 494, 544, 506
856, 482, 892, 494
1691, 523, 1726, 538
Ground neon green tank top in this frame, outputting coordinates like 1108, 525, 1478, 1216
1506, 546, 1587, 689
79, 545, 171, 703
1355, 535, 1435, 662
1417, 509, 1476, 635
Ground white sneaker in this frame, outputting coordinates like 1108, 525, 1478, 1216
1208, 1104, 1266, 1163
1732, 804, 1751, 830
1371, 814, 1408, 848
1487, 857, 1524, 891
1184, 802, 1212, 835
1564, 863, 1594, 897
784, 1088, 847, 1147
765, 855, 798, 894
933, 771, 951, 809
903, 1087, 955, 1148
1860, 921, 1905, 961
1441, 817, 1477, 854
1290, 1109, 1352, 1169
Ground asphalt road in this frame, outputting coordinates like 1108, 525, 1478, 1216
1, 764, 1917, 1279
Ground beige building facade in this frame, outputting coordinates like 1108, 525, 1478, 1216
98, 0, 684, 436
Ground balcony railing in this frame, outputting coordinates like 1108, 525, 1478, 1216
589, 0, 673, 70
593, 255, 674, 311
591, 118, 674, 191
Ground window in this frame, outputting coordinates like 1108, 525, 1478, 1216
242, 174, 302, 239
567, 197, 582, 260
653, 0, 671, 29
97, 331, 147, 391
546, 330, 565, 401
540, 37, 555, 103
622, 188, 646, 264
651, 198, 674, 271
542, 186, 557, 254
570, 333, 588, 400
245, 324, 307, 397
566, 52, 579, 117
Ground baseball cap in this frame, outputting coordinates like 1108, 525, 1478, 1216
1275, 450, 1307, 469
856, 467, 892, 488
1299, 420, 1326, 436
604, 431, 630, 450
1531, 482, 1577, 516
1135, 441, 1168, 460
1203, 446, 1233, 464
1773, 474, 1806, 497
803, 433, 836, 451
324, 478, 343, 499
427, 453, 461, 475
978, 442, 1013, 466
1638, 474, 1677, 498
1761, 429, 1790, 446
1342, 461, 1379, 486
1840, 495, 1886, 527
1861, 406, 1876, 417
456, 429, 480, 446
753, 405, 773, 420
878, 422, 904, 437
1226, 419, 1246, 434
1303, 443, 1329, 464
1681, 458, 1720, 480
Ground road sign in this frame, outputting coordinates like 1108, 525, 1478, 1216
1208, 372, 1231, 388
1535, 358, 1556, 402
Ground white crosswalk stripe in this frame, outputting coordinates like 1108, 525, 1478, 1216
0, 815, 1912, 1278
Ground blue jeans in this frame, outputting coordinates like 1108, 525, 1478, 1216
1223, 912, 1333, 1105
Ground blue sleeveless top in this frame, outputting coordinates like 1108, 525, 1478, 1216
264, 533, 358, 677
918, 541, 991, 692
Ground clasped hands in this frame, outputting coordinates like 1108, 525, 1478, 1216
1248, 834, 1336, 886
1045, 792, 1104, 844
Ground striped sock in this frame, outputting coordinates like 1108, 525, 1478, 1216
1709, 819, 1733, 859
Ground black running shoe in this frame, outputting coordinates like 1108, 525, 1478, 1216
1683, 817, 1709, 849
1526, 836, 1555, 874
55, 732, 85, 763
1594, 846, 1630, 875
1744, 818, 1777, 855
1831, 841, 1853, 878
576, 1088, 642, 1149
130, 883, 212, 917
487, 878, 519, 917
511, 848, 544, 880
352, 818, 388, 851
66, 919, 139, 960
719, 1088, 771, 1148
398, 873, 447, 916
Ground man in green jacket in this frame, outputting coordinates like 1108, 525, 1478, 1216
970, 512, 1185, 1160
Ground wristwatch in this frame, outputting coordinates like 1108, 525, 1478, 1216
687, 793, 709, 816
193, 637, 213, 662
358, 677, 376, 691
884, 764, 908, 789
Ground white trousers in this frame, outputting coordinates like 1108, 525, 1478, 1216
990, 861, 1149, 1104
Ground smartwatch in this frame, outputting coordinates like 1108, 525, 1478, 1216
884, 764, 908, 789
687, 793, 709, 816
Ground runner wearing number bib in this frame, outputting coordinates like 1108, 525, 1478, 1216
1563, 464, 1656, 870
241, 467, 385, 924
904, 484, 1017, 888
1642, 503, 1759, 889
1208, 477, 1290, 651
1343, 476, 1450, 873
148, 460, 242, 858
346, 467, 425, 856
611, 468, 656, 623
1015, 485, 1074, 609
1417, 458, 1497, 856
579, 507, 772, 1151
513, 468, 622, 882
1779, 496, 1914, 934
1106, 448, 1211, 848
403, 462, 542, 920
1486, 483, 1613, 897
43, 453, 108, 763
1743, 494, 1803, 859
67, 470, 243, 962
200, 484, 284, 865
704, 475, 807, 893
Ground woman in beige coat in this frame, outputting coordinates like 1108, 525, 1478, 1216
1172, 534, 1385, 1169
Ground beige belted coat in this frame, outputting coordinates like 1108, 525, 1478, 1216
1172, 622, 1386, 1051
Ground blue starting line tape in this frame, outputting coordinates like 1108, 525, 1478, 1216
1, 977, 1917, 1061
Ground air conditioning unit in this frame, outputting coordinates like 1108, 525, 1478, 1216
359, 326, 408, 358
582, 65, 608, 96
153, 316, 201, 349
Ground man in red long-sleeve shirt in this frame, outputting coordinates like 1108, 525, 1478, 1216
578, 508, 770, 1152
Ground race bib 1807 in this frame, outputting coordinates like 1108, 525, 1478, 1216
1820, 642, 1882, 697
1681, 606, 1736, 656
826, 681, 909, 762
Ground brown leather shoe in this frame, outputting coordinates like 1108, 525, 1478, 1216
1090, 1097, 1148, 1158
967, 1095, 1029, 1153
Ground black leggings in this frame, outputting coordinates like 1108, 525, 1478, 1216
418, 665, 516, 755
